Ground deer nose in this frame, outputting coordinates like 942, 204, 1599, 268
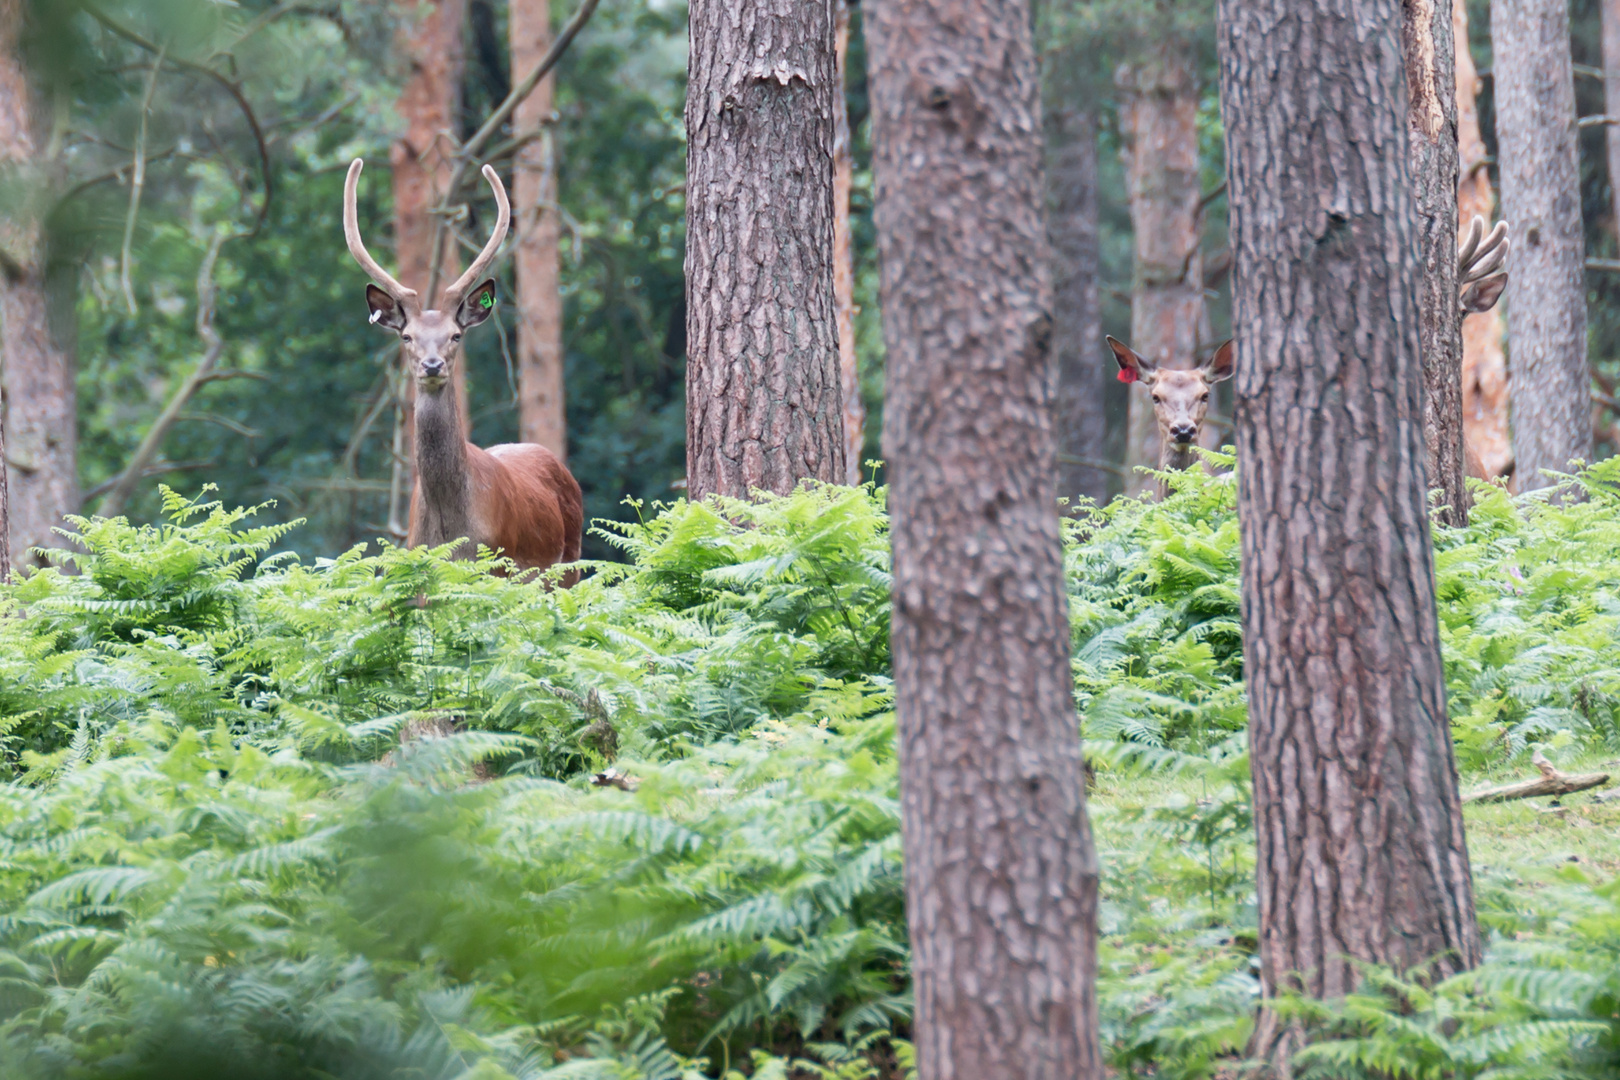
421, 358, 446, 378
1170, 423, 1198, 443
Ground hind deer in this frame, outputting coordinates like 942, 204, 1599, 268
1107, 215, 1512, 495
344, 158, 583, 578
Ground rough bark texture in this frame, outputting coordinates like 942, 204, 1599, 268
1217, 0, 1481, 1069
833, 0, 865, 486
393, 0, 468, 492
684, 0, 845, 500
866, 1, 1103, 1078
1048, 104, 1108, 508
0, 0, 76, 568
514, 0, 567, 459
1492, 0, 1591, 492
1405, 0, 1467, 523
1117, 45, 1205, 499
1455, 0, 1511, 483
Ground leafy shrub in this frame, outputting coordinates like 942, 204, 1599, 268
5, 469, 1620, 1076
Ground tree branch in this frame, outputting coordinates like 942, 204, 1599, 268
425, 0, 605, 301
86, 6, 273, 230
120, 45, 164, 315
97, 230, 240, 518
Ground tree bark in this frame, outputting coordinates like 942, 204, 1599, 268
867, 1, 1102, 1077
0, 0, 76, 568
392, 0, 467, 531
833, 0, 865, 486
1405, 0, 1467, 524
1492, 0, 1590, 493
1456, 0, 1511, 483
1116, 44, 1205, 499
684, 0, 845, 500
1048, 103, 1108, 508
1217, 0, 1481, 1069
514, 0, 567, 459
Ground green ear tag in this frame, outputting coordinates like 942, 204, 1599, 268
480, 293, 494, 310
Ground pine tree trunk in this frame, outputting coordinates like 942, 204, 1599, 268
1406, 0, 1467, 524
513, 0, 566, 459
684, 0, 845, 499
0, 0, 76, 568
867, 0, 1102, 1076
1217, 0, 1481, 1069
392, 0, 468, 530
1492, 0, 1590, 493
1048, 103, 1108, 508
1117, 44, 1204, 499
833, 0, 865, 486
1456, 0, 1512, 483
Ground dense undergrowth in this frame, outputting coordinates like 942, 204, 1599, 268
1, 465, 1620, 1077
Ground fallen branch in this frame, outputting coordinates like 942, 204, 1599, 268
1462, 750, 1611, 804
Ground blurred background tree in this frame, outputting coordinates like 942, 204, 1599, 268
12, 0, 1620, 564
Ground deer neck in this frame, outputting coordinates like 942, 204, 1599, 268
1160, 438, 1199, 473
414, 384, 475, 549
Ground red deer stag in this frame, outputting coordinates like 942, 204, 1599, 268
344, 158, 583, 578
1107, 215, 1512, 494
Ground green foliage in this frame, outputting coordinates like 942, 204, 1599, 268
9, 473, 1620, 1076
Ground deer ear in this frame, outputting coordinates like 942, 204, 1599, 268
1107, 336, 1152, 384
1205, 340, 1236, 383
1461, 274, 1507, 314
456, 279, 498, 329
366, 285, 407, 332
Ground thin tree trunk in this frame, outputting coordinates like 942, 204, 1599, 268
0, 389, 7, 582
833, 0, 865, 486
1048, 103, 1108, 508
0, 0, 75, 568
1117, 44, 1204, 499
1492, 0, 1590, 493
514, 0, 566, 459
867, 0, 1103, 1076
1217, 0, 1481, 1069
1406, 0, 1467, 524
1606, 0, 1620, 249
1456, 0, 1511, 483
684, 0, 845, 500
391, 0, 467, 532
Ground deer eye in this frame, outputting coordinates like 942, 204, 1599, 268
1151, 394, 1163, 404
452, 333, 462, 343
1200, 392, 1210, 402
401, 334, 412, 343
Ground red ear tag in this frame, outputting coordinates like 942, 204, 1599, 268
1117, 368, 1138, 384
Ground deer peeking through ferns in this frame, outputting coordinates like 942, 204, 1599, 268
1107, 215, 1511, 497
345, 159, 583, 580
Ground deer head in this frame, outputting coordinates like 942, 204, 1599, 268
1458, 214, 1509, 315
1107, 336, 1236, 458
344, 159, 511, 391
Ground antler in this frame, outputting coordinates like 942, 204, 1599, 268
1458, 215, 1509, 288
440, 164, 512, 310
344, 159, 420, 312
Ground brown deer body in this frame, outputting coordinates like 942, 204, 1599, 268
345, 159, 583, 577
1107, 215, 1512, 493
